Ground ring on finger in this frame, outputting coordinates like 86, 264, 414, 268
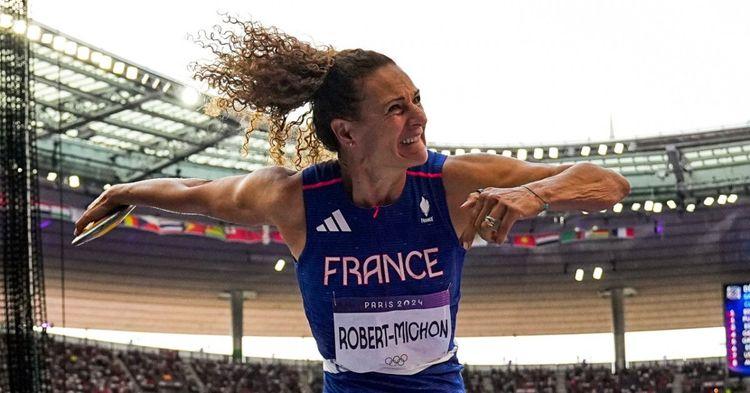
483, 215, 499, 230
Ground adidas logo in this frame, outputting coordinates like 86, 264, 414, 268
316, 209, 352, 232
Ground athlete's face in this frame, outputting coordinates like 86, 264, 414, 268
339, 64, 428, 169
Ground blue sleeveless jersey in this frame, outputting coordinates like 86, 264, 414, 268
296, 150, 466, 392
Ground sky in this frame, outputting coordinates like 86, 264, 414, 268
28, 0, 750, 146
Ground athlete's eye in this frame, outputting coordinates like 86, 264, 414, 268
413, 95, 421, 105
388, 104, 402, 113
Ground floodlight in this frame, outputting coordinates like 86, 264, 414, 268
598, 144, 607, 155
548, 147, 558, 159
613, 203, 623, 213
593, 267, 603, 280
580, 146, 591, 156
574, 269, 584, 282
52, 35, 66, 51
644, 200, 654, 211
703, 196, 715, 206
98, 55, 112, 70
631, 202, 641, 211
26, 24, 41, 41
533, 148, 543, 159
614, 143, 624, 154
76, 46, 90, 61
64, 41, 77, 56
68, 175, 80, 188
0, 14, 13, 28
180, 87, 201, 105
686, 203, 696, 212
275, 259, 286, 272
728, 194, 738, 203
11, 19, 25, 34
112, 61, 125, 75
517, 149, 527, 161
666, 200, 677, 209
717, 194, 727, 205
125, 66, 138, 80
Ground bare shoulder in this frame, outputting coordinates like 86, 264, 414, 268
255, 167, 306, 259
268, 167, 304, 225
242, 166, 304, 225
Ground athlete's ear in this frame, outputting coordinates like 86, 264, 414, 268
331, 118, 355, 148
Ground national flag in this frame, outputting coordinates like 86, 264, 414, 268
270, 230, 285, 244
585, 229, 610, 239
139, 215, 161, 233
534, 232, 560, 246
205, 225, 226, 240
184, 221, 208, 236
513, 234, 536, 248
225, 226, 263, 244
42, 203, 71, 220
262, 225, 271, 245
38, 202, 52, 213
157, 219, 184, 235
69, 207, 84, 221
122, 214, 140, 228
613, 227, 635, 239
560, 230, 583, 244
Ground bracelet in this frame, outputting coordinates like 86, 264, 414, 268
521, 185, 550, 213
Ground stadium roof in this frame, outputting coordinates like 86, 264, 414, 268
19, 19, 750, 208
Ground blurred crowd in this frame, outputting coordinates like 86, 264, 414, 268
8, 337, 737, 393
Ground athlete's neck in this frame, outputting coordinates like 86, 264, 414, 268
339, 156, 407, 208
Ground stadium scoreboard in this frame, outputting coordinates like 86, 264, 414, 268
725, 282, 750, 376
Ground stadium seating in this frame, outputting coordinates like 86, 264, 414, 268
48, 339, 137, 393
27, 335, 736, 393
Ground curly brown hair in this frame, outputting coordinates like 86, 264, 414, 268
191, 15, 394, 169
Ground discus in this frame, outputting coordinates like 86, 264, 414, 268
71, 205, 136, 246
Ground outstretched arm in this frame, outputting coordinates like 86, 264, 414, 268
443, 154, 630, 248
73, 166, 298, 236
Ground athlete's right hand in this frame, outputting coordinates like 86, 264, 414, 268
73, 185, 126, 236
458, 186, 544, 248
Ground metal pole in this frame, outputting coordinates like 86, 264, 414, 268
230, 290, 244, 362
611, 287, 626, 373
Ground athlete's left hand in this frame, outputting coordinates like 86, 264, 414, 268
458, 187, 545, 249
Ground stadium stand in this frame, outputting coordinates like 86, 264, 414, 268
27, 335, 744, 393
48, 339, 137, 392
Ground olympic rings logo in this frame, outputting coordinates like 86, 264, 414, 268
384, 354, 408, 366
